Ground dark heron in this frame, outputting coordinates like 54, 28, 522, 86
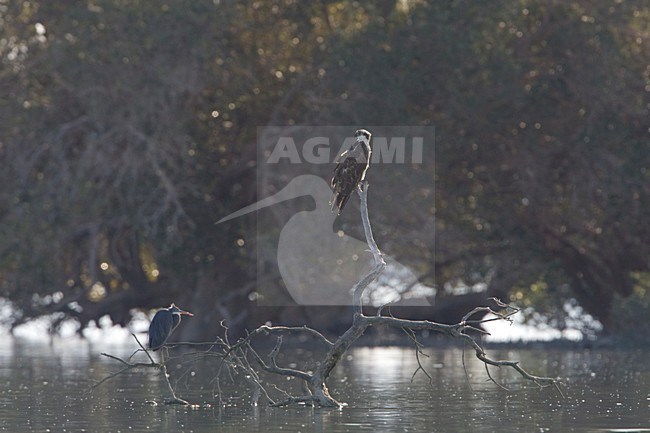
147, 303, 194, 351
330, 129, 372, 215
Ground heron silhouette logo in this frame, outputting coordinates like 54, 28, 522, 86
217, 126, 434, 307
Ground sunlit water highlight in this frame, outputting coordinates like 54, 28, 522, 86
0, 337, 648, 432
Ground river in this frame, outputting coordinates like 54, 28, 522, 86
0, 338, 648, 432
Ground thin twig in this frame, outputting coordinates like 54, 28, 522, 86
400, 327, 432, 384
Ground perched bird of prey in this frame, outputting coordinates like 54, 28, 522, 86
330, 129, 372, 215
148, 303, 193, 351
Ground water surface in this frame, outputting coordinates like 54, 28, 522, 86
0, 339, 648, 432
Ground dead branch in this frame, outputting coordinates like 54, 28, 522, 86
352, 182, 386, 316
91, 334, 189, 405
94, 180, 559, 408
211, 183, 559, 407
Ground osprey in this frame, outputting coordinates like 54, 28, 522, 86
330, 129, 372, 215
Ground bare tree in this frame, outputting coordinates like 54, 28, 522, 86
95, 183, 558, 407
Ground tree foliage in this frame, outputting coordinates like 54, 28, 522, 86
0, 0, 648, 336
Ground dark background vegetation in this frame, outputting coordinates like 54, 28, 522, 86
1, 0, 648, 341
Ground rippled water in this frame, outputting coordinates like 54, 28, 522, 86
0, 339, 648, 432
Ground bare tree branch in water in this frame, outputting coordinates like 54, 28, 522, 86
95, 183, 559, 407
91, 334, 189, 405
213, 184, 559, 407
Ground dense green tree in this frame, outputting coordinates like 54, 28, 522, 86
0, 0, 647, 338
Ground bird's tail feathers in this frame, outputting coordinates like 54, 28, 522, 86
329, 191, 339, 214
330, 191, 352, 215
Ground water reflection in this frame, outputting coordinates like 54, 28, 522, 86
0, 338, 648, 432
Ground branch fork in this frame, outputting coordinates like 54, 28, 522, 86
94, 181, 559, 407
